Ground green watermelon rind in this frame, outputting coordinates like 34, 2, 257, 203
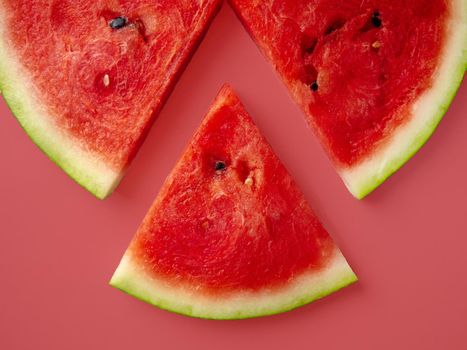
110, 249, 357, 320
342, 68, 465, 199
0, 71, 122, 200
0, 7, 123, 199
341, 4, 467, 199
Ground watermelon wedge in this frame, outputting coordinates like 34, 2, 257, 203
229, 0, 467, 199
110, 85, 357, 319
0, 0, 221, 199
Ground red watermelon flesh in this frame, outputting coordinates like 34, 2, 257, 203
229, 0, 467, 198
110, 85, 357, 319
0, 0, 221, 198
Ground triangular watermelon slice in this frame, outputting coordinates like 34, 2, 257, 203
110, 85, 357, 319
0, 0, 221, 199
229, 0, 467, 199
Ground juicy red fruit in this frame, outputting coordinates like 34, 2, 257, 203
131, 87, 335, 293
4, 0, 220, 170
230, 0, 448, 166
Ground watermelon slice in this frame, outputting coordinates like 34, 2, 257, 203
110, 85, 357, 319
229, 0, 467, 199
0, 0, 221, 199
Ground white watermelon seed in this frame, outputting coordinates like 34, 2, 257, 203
103, 74, 110, 87
245, 176, 254, 186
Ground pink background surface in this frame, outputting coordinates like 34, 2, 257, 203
1, 4, 466, 350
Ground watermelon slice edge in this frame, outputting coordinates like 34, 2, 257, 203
341, 4, 467, 198
229, 0, 467, 199
0, 7, 117, 197
110, 247, 356, 319
110, 84, 357, 319
0, 1, 222, 199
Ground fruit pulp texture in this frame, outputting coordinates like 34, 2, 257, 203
231, 0, 448, 166
130, 89, 335, 294
5, 0, 219, 169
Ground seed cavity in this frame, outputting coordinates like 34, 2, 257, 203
133, 19, 149, 43
103, 74, 110, 87
109, 16, 128, 30
214, 161, 226, 172
304, 38, 317, 54
324, 19, 345, 36
244, 176, 254, 187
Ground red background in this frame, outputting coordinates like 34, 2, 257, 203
1, 5, 466, 350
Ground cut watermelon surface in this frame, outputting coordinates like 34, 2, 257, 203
230, 0, 467, 199
0, 0, 221, 199
110, 85, 357, 319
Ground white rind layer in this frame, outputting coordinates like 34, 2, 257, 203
110, 247, 357, 319
340, 0, 467, 199
0, 3, 125, 199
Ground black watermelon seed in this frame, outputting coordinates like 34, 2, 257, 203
214, 161, 226, 171
109, 16, 128, 30
371, 12, 382, 28
310, 81, 319, 91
